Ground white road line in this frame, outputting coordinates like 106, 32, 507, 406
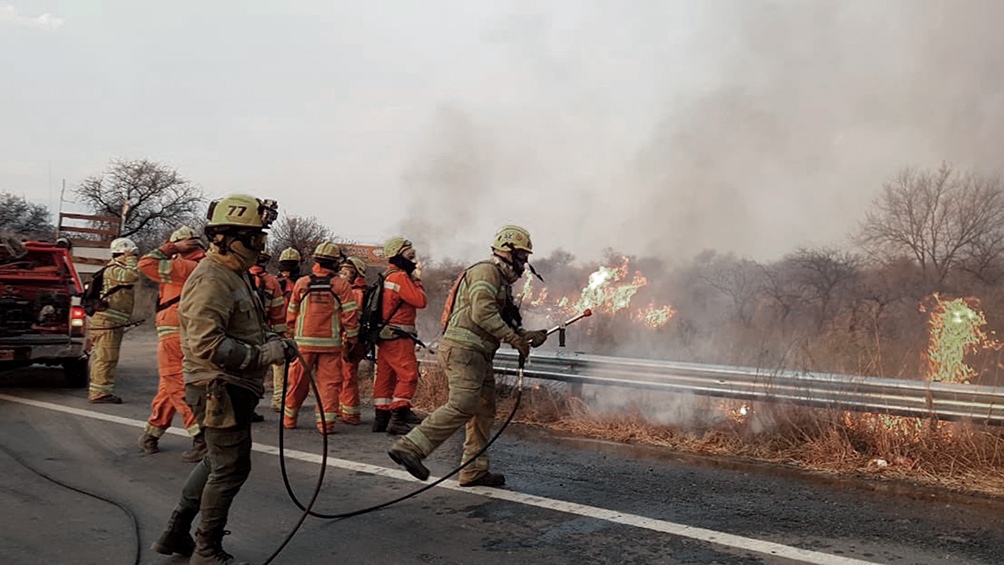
0, 393, 877, 565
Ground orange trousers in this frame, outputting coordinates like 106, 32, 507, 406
340, 358, 361, 422
374, 338, 419, 411
146, 333, 200, 437
284, 350, 342, 433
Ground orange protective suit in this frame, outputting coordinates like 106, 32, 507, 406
374, 266, 427, 412
137, 244, 205, 438
284, 263, 359, 433
338, 275, 368, 424
249, 265, 287, 335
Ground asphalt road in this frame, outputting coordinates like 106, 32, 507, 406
2, 329, 1004, 565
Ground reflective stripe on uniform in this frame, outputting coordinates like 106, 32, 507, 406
384, 280, 400, 292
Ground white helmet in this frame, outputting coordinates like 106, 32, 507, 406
110, 237, 138, 255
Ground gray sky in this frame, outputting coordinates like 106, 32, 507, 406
2, 1, 1002, 264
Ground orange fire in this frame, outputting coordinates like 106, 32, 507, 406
521, 257, 674, 330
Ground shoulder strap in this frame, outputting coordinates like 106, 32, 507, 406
156, 295, 181, 313
307, 274, 341, 306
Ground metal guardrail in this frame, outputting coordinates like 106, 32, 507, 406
475, 349, 1004, 425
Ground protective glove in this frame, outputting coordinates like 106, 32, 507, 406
158, 242, 179, 257
505, 333, 531, 360
523, 329, 548, 348
412, 261, 423, 282
281, 338, 299, 362
259, 338, 298, 366
341, 338, 359, 361
258, 340, 286, 366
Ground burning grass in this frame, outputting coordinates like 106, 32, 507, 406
411, 363, 1004, 498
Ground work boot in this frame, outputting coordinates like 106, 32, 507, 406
387, 444, 430, 481
190, 527, 248, 565
150, 508, 197, 556
371, 409, 390, 433
459, 471, 506, 488
386, 407, 415, 435
181, 433, 207, 463
137, 433, 160, 454
401, 406, 424, 425
250, 411, 265, 423
90, 394, 123, 404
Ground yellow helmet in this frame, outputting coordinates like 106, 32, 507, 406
345, 256, 367, 276
383, 236, 412, 259
314, 241, 342, 260
491, 225, 533, 254
206, 194, 278, 230
279, 247, 301, 262
169, 225, 198, 243
110, 237, 138, 255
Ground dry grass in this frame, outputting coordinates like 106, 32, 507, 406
410, 363, 1004, 498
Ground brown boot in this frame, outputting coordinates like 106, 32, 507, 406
385, 408, 414, 435
150, 508, 196, 556
137, 433, 160, 454
371, 408, 390, 433
181, 433, 207, 463
387, 443, 430, 481
190, 527, 248, 565
459, 471, 506, 488
401, 407, 424, 425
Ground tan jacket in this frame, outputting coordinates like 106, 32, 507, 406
442, 257, 520, 356
93, 255, 140, 324
179, 249, 275, 394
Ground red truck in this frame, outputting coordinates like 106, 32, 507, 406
0, 236, 90, 387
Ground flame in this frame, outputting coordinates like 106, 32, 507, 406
922, 294, 1000, 384
520, 256, 675, 331
634, 304, 676, 329
718, 399, 751, 424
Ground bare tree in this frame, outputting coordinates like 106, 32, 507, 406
786, 247, 861, 331
856, 164, 1004, 285
75, 159, 204, 248
268, 214, 335, 261
0, 192, 53, 240
696, 251, 764, 327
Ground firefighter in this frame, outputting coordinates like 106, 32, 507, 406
284, 241, 359, 434
136, 226, 207, 461
372, 236, 427, 435
150, 194, 295, 563
337, 256, 368, 425
250, 250, 287, 416
87, 237, 140, 404
272, 246, 302, 410
388, 225, 547, 487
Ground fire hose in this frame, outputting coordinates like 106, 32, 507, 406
264, 310, 592, 564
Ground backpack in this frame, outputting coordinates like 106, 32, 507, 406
81, 267, 133, 316
358, 273, 406, 353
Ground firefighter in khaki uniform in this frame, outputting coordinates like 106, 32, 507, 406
87, 237, 140, 404
284, 242, 359, 434
388, 225, 548, 487
337, 257, 368, 425
372, 236, 427, 435
270, 247, 302, 411
136, 226, 207, 461
150, 194, 296, 564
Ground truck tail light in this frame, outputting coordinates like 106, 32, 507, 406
70, 306, 86, 336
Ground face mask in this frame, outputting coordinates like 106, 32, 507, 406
390, 255, 416, 274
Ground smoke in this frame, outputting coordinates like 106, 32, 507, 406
0, 4, 64, 30
399, 1, 1004, 264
